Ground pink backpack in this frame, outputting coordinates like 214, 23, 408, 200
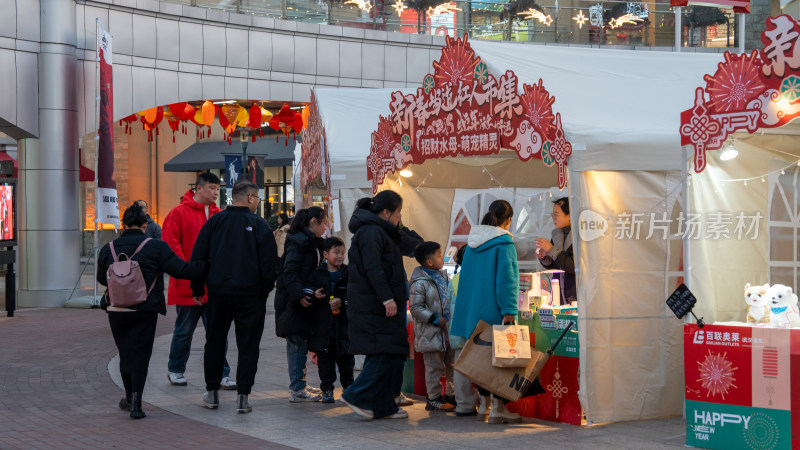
107, 238, 156, 308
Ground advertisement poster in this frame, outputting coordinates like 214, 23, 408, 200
96, 20, 119, 227
0, 185, 12, 241
684, 324, 797, 449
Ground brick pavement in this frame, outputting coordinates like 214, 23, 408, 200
0, 308, 287, 450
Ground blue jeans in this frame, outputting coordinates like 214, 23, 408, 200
168, 304, 230, 378
286, 335, 309, 392
342, 354, 405, 419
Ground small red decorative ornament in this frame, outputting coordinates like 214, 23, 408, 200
681, 15, 800, 173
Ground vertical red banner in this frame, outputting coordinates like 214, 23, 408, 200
96, 21, 119, 227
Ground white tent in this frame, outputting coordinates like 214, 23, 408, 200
302, 41, 725, 423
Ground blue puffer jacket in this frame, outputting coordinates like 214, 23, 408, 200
450, 225, 519, 340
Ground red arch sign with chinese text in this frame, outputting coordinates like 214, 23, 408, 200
367, 35, 572, 193
681, 15, 800, 173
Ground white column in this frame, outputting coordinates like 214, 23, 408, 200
739, 13, 746, 53
674, 7, 682, 52
17, 0, 80, 307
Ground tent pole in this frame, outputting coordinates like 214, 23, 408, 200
92, 18, 101, 306
674, 7, 681, 52
682, 145, 691, 292
738, 13, 745, 53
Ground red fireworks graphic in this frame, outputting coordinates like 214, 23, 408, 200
704, 50, 765, 113
432, 35, 480, 88
520, 79, 556, 140
373, 116, 396, 158
697, 350, 738, 400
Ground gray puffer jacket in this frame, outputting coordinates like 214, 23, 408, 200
409, 266, 449, 353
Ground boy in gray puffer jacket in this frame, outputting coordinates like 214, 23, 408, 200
410, 242, 456, 412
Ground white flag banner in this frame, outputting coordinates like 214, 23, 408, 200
96, 20, 119, 227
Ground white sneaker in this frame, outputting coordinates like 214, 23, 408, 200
306, 386, 322, 395
395, 393, 414, 406
220, 377, 237, 390
341, 397, 374, 420
167, 372, 187, 386
381, 408, 409, 419
289, 388, 321, 403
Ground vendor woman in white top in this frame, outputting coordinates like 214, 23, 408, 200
535, 197, 576, 303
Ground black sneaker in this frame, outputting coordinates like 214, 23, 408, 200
322, 390, 335, 403
425, 396, 455, 412
443, 394, 457, 407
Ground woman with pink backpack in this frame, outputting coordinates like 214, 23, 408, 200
97, 203, 207, 419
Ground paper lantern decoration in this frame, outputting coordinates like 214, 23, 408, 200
247, 104, 262, 129
194, 108, 206, 125
292, 111, 303, 133
118, 114, 138, 135
218, 108, 230, 129
269, 104, 295, 130
167, 118, 180, 143
180, 103, 195, 121
261, 107, 273, 122
168, 102, 188, 119
201, 100, 216, 126
302, 105, 310, 129
143, 107, 161, 124
235, 105, 249, 127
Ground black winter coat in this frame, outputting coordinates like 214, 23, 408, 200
305, 263, 350, 355
346, 208, 423, 356
97, 229, 206, 315
274, 228, 324, 338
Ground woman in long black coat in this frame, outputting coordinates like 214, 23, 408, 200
98, 203, 206, 419
341, 190, 422, 420
274, 206, 328, 402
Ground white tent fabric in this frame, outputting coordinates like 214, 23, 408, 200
309, 42, 726, 424
471, 41, 724, 172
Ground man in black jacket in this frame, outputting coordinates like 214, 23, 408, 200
191, 181, 278, 414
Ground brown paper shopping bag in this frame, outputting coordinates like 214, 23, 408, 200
454, 320, 548, 402
492, 324, 532, 368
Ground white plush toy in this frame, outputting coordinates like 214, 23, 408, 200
766, 284, 800, 328
745, 283, 771, 325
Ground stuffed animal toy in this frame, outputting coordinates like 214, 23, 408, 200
745, 283, 771, 325
766, 284, 800, 328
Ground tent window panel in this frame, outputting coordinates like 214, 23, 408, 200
453, 210, 472, 236
465, 195, 481, 224
770, 266, 795, 289
770, 226, 795, 262
770, 173, 796, 223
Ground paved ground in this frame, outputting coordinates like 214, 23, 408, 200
0, 286, 688, 449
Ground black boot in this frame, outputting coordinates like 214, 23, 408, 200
236, 394, 252, 414
130, 392, 146, 419
118, 395, 131, 411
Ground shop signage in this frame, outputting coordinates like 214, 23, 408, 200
96, 20, 120, 227
680, 15, 800, 173
367, 35, 572, 192
666, 283, 698, 320
684, 324, 799, 449
300, 90, 330, 198
670, 0, 750, 13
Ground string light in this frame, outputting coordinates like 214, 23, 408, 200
392, 0, 407, 15
608, 13, 644, 29
518, 8, 553, 25
573, 11, 588, 29
345, 0, 371, 12
427, 2, 461, 17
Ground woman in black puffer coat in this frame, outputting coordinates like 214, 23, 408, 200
274, 206, 327, 401
98, 203, 206, 419
341, 190, 423, 420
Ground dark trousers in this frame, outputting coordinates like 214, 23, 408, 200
108, 311, 158, 396
342, 354, 405, 419
204, 294, 267, 395
316, 340, 355, 392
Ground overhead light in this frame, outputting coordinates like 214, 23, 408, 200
213, 100, 237, 105
399, 169, 413, 177
719, 147, 738, 161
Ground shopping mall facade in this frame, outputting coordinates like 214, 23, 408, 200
0, 0, 783, 307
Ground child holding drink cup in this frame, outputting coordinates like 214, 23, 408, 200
307, 237, 354, 403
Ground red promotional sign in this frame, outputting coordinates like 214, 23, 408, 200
680, 15, 800, 173
367, 35, 572, 192
96, 20, 119, 227
684, 324, 753, 407
670, 0, 750, 14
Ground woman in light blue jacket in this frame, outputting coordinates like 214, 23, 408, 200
450, 199, 521, 424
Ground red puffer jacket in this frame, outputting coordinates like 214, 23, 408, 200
162, 190, 221, 305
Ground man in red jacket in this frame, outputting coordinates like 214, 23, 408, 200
163, 172, 234, 389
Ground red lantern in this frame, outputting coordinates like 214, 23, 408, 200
247, 104, 262, 129
168, 102, 188, 119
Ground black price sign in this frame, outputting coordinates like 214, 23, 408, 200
666, 283, 697, 319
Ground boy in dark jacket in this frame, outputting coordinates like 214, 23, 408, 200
307, 237, 354, 403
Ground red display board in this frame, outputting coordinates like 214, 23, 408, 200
366, 34, 572, 192
680, 15, 800, 173
684, 324, 799, 449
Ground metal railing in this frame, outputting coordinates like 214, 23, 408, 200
162, 0, 737, 48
